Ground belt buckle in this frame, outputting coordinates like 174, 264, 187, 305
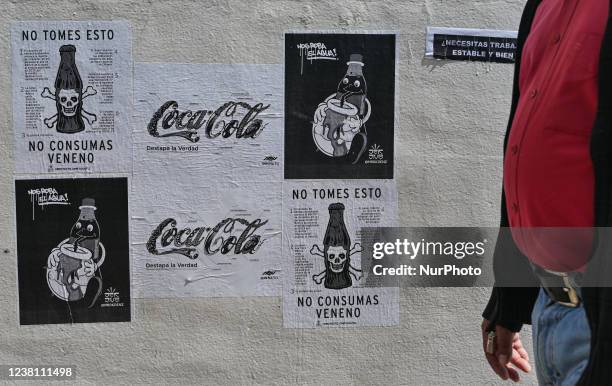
557, 275, 580, 308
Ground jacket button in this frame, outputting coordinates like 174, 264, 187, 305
553, 34, 561, 44
512, 203, 519, 212
511, 145, 519, 155
530, 89, 538, 99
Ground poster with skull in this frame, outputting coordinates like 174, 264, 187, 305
282, 180, 399, 328
11, 21, 132, 174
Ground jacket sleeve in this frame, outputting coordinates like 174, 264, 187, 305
577, 12, 612, 380
577, 288, 612, 385
577, 228, 612, 385
482, 227, 540, 332
482, 0, 543, 333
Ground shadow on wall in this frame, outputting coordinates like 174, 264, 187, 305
421, 57, 451, 71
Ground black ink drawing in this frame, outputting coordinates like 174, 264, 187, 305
46, 198, 105, 308
285, 33, 395, 179
310, 203, 362, 289
41, 45, 97, 133
312, 54, 371, 164
146, 217, 268, 259
147, 100, 269, 143
16, 178, 130, 325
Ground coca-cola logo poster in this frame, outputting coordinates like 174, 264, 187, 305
133, 63, 283, 183
284, 33, 396, 179
15, 177, 131, 325
282, 180, 399, 328
130, 173, 282, 298
11, 21, 132, 175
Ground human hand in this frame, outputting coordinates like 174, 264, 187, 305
314, 102, 327, 125
482, 319, 531, 382
313, 103, 329, 137
47, 247, 61, 269
78, 259, 96, 278
340, 115, 362, 142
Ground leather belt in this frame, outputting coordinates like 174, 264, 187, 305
531, 265, 581, 308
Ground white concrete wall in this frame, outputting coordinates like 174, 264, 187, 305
0, 0, 536, 384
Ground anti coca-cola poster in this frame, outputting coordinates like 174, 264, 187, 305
284, 33, 396, 179
130, 172, 282, 298
133, 63, 282, 183
282, 180, 399, 328
11, 21, 132, 174
15, 177, 131, 325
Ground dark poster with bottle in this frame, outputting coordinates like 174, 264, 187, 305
15, 177, 131, 325
284, 33, 396, 179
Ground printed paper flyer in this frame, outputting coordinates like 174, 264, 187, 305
425, 27, 518, 63
11, 21, 132, 174
15, 177, 131, 325
282, 180, 399, 328
131, 173, 282, 298
133, 63, 283, 183
284, 33, 396, 179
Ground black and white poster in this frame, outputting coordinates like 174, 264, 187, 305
11, 21, 132, 174
131, 173, 282, 298
133, 63, 282, 183
425, 27, 517, 63
131, 63, 283, 297
282, 180, 399, 328
15, 177, 131, 325
284, 33, 396, 179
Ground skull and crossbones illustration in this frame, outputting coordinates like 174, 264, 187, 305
41, 85, 98, 129
310, 242, 363, 289
41, 44, 98, 134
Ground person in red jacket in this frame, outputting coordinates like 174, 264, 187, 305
481, 0, 612, 384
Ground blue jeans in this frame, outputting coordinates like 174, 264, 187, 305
531, 288, 591, 385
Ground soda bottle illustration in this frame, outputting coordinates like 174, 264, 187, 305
323, 203, 353, 289
69, 198, 101, 262
47, 198, 105, 307
316, 53, 370, 163
54, 44, 85, 133
336, 53, 367, 115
